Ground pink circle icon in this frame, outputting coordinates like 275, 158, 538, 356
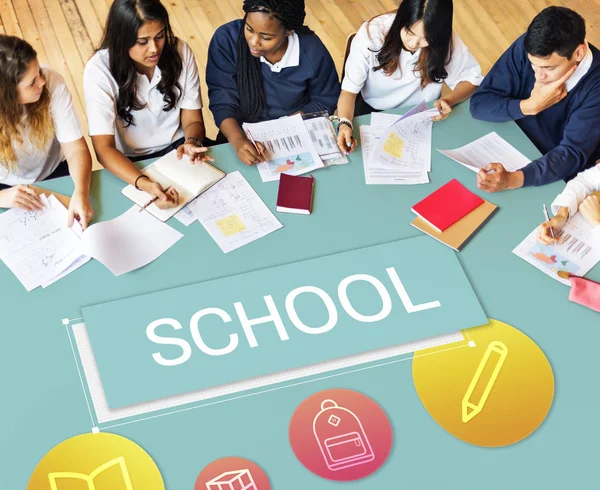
194, 457, 270, 490
289, 388, 393, 481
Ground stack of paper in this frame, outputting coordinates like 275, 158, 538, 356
513, 213, 600, 285
188, 171, 283, 253
243, 114, 341, 183
0, 194, 185, 290
0, 194, 90, 291
360, 102, 437, 185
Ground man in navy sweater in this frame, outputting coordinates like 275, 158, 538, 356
470, 7, 600, 191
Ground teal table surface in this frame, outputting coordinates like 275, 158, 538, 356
2, 102, 598, 489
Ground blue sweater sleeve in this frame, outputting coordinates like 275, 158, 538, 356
299, 37, 341, 115
206, 24, 241, 129
521, 91, 600, 186
470, 36, 528, 122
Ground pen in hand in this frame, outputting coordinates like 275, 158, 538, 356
139, 186, 172, 212
246, 129, 265, 161
543, 203, 556, 239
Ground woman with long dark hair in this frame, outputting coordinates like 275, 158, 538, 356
206, 0, 340, 166
84, 0, 211, 209
0, 35, 94, 228
337, 0, 482, 154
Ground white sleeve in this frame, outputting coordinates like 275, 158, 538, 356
551, 164, 600, 218
341, 22, 375, 94
46, 69, 83, 143
83, 56, 118, 136
179, 41, 203, 110
444, 32, 483, 90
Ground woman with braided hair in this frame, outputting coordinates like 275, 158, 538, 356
337, 0, 483, 154
206, 0, 340, 165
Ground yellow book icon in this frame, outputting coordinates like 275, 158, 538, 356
462, 341, 508, 423
48, 456, 133, 490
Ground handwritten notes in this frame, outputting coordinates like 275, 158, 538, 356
188, 171, 282, 253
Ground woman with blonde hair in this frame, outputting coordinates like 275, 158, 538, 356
0, 35, 93, 228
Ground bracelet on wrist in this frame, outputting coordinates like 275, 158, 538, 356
184, 137, 203, 147
134, 174, 150, 190
338, 119, 353, 132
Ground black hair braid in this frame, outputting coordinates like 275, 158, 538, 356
236, 19, 267, 123
236, 0, 308, 123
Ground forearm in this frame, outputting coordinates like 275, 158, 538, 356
337, 90, 358, 121
220, 118, 246, 144
470, 91, 523, 122
444, 81, 478, 106
0, 188, 12, 208
66, 147, 92, 197
95, 145, 144, 186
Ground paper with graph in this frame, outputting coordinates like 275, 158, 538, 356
513, 213, 600, 285
188, 171, 282, 253
243, 114, 324, 182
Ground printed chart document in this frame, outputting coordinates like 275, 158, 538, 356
188, 171, 282, 253
439, 132, 531, 172
513, 213, 600, 285
242, 114, 324, 182
304, 116, 348, 166
0, 194, 89, 291
122, 150, 225, 221
80, 206, 183, 276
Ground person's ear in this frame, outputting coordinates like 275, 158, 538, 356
574, 43, 587, 63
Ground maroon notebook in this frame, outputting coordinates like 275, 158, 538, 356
411, 179, 484, 232
276, 173, 314, 214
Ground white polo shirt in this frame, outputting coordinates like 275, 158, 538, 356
259, 32, 300, 72
0, 68, 83, 186
83, 40, 202, 157
342, 13, 483, 110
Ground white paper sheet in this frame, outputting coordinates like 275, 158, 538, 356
243, 114, 324, 182
80, 206, 183, 276
0, 195, 86, 291
188, 171, 282, 253
512, 213, 600, 285
173, 204, 197, 226
439, 132, 531, 172
360, 125, 430, 185
370, 101, 430, 132
304, 116, 348, 165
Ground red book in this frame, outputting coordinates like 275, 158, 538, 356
411, 179, 484, 232
276, 173, 314, 214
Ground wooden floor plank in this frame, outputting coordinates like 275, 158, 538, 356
59, 0, 95, 64
12, 0, 48, 63
1, 0, 23, 37
73, 0, 105, 48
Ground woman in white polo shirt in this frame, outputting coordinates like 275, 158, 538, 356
337, 0, 483, 154
0, 35, 94, 228
84, 0, 211, 209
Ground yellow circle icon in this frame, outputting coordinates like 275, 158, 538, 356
28, 432, 164, 490
412, 318, 554, 447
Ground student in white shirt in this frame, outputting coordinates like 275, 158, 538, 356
0, 36, 94, 228
84, 0, 212, 210
537, 164, 600, 244
336, 0, 483, 154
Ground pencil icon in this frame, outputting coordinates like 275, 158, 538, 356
462, 341, 508, 423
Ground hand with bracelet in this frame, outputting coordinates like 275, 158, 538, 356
177, 137, 215, 164
134, 174, 179, 210
336, 117, 358, 155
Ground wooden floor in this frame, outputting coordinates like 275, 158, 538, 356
1, 0, 598, 162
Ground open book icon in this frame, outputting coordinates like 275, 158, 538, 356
48, 456, 133, 490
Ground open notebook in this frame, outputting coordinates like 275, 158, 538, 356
122, 149, 226, 221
